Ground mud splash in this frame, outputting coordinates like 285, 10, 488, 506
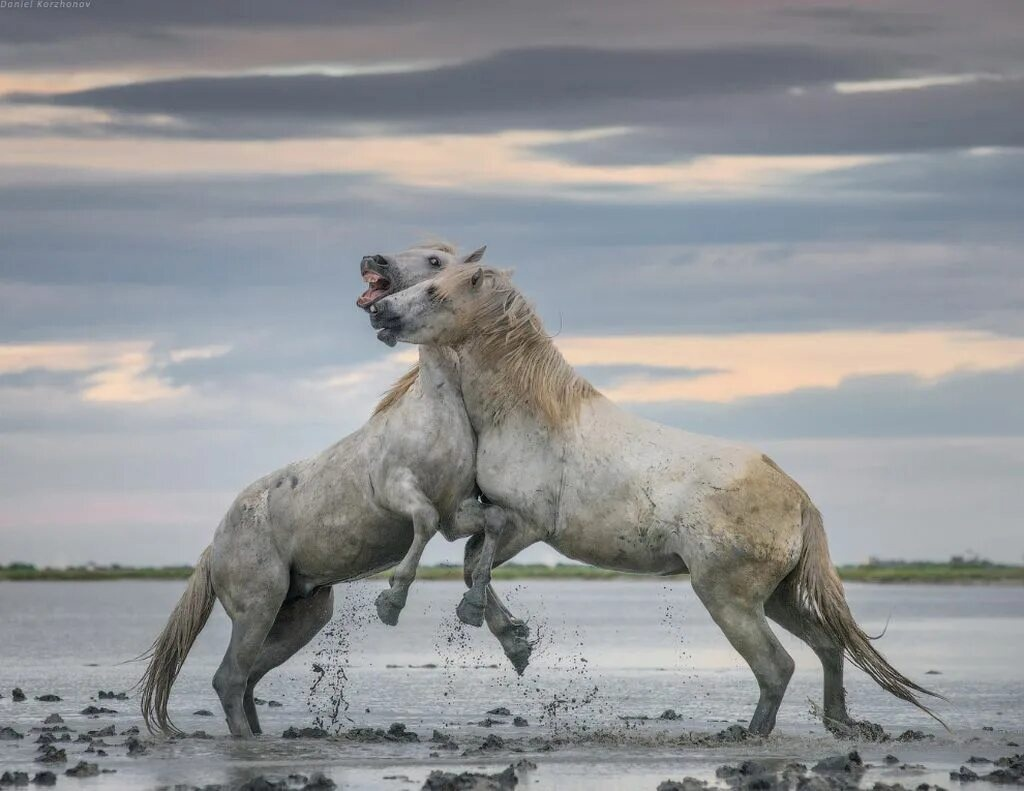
305, 586, 374, 733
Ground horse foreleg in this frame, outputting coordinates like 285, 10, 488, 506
456, 505, 508, 627
456, 508, 546, 673
375, 468, 439, 626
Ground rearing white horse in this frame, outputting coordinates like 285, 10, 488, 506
368, 263, 945, 736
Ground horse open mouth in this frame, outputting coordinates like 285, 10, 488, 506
357, 271, 392, 308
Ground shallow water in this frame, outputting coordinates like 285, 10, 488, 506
1, 579, 1022, 789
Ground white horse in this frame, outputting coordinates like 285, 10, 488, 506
368, 263, 945, 736
138, 245, 532, 738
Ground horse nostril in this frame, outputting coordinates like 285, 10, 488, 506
374, 254, 389, 267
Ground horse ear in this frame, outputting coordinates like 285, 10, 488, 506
462, 245, 486, 264
471, 267, 483, 287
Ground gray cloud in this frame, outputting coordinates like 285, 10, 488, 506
7, 45, 906, 136
537, 79, 1024, 160
2, 150, 1024, 350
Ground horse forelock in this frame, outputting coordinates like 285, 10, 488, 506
435, 265, 597, 427
416, 239, 458, 255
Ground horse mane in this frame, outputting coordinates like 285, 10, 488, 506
373, 363, 420, 416
436, 265, 598, 427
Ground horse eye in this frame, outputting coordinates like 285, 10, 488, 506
428, 256, 441, 267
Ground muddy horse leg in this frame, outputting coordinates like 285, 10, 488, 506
242, 586, 335, 734
692, 570, 795, 736
456, 505, 509, 627
766, 583, 853, 732
457, 506, 546, 673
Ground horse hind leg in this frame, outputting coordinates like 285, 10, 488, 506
242, 586, 335, 735
765, 583, 852, 732
692, 571, 795, 736
211, 546, 289, 738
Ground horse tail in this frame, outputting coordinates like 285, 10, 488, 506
138, 545, 216, 736
792, 502, 949, 728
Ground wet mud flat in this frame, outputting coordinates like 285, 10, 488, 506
1, 691, 1023, 791
2, 580, 1023, 789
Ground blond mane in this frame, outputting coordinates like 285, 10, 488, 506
373, 363, 420, 416
436, 265, 597, 427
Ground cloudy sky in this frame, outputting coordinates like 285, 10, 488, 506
1, 0, 1022, 568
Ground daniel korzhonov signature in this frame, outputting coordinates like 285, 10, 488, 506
0, 0, 92, 9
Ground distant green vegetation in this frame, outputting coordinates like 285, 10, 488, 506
2, 559, 1021, 584
0, 562, 196, 581
836, 561, 1024, 584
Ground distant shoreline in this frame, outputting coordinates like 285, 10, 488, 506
1, 561, 1022, 584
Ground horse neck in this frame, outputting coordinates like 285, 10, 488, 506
416, 345, 460, 393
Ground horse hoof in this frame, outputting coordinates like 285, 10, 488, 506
504, 639, 532, 675
375, 591, 402, 626
456, 595, 485, 627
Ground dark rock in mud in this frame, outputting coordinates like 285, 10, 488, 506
121, 726, 140, 736
0, 771, 30, 786
193, 709, 214, 716
35, 746, 66, 765
487, 707, 512, 716
80, 705, 117, 716
715, 725, 750, 743
659, 780, 710, 791
477, 734, 505, 752
87, 724, 115, 738
301, 774, 336, 791
884, 756, 901, 766
827, 719, 890, 742
477, 718, 505, 728
717, 760, 771, 779
984, 754, 1024, 785
42, 715, 62, 726
345, 723, 419, 743
950, 767, 979, 782
33, 695, 60, 703
813, 751, 865, 775
282, 726, 329, 739
513, 717, 528, 727
65, 762, 100, 778
966, 757, 992, 765
0, 728, 23, 740
11, 689, 26, 703
897, 730, 934, 743
422, 764, 517, 790
430, 730, 459, 751
126, 735, 149, 756
187, 730, 213, 740
34, 733, 70, 745
98, 691, 128, 701
659, 709, 682, 721
925, 670, 942, 675
237, 777, 287, 791
267, 700, 283, 708
31, 773, 57, 787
